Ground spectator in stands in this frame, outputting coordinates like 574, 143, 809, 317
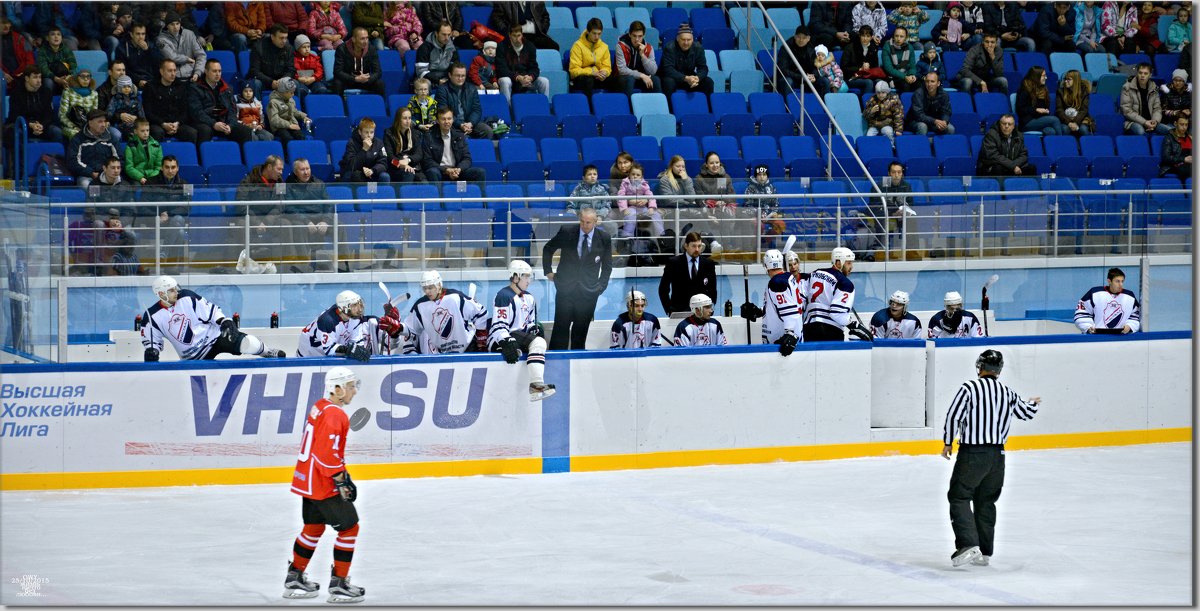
96, 60, 127, 116
421, 106, 486, 183
31, 6, 80, 51
36, 26, 76, 94
106, 76, 144, 139
352, 1, 388, 50
91, 158, 136, 223
491, 2, 557, 51
882, 26, 919, 93
250, 24, 300, 99
616, 20, 660, 96
695, 151, 738, 220
191, 59, 256, 144
383, 107, 425, 183
1161, 69, 1192, 126
116, 23, 154, 89
906, 71, 955, 135
1032, 1, 1077, 54
271, 2, 309, 41
415, 21, 459, 86
745, 164, 784, 246
1101, 1, 1140, 56
935, 3, 967, 52
1167, 6, 1191, 52
777, 25, 824, 97
982, 1, 1036, 52
916, 42, 947, 83
157, 11, 206, 81
308, 1, 347, 51
143, 59, 199, 143
292, 35, 329, 95
852, 1, 887, 45
67, 109, 120, 187
284, 158, 333, 258
958, 0, 986, 49
267, 77, 310, 144
385, 1, 423, 53
570, 17, 622, 98
146, 156, 191, 266
956, 31, 1007, 94
1132, 1, 1164, 54
659, 24, 713, 98
59, 70, 105, 141
1159, 115, 1192, 178
1076, 1, 1106, 53
6, 67, 62, 144
881, 161, 914, 218
497, 26, 550, 101
810, 1, 854, 50
1057, 70, 1096, 136
225, 1, 269, 54
436, 62, 493, 139
124, 119, 162, 185
569, 164, 614, 223
1180, 41, 1192, 79
469, 40, 500, 92
99, 5, 133, 59
236, 82, 274, 141
1016, 67, 1066, 135
841, 25, 883, 94
333, 27, 386, 96
233, 155, 292, 262
1121, 63, 1171, 135
340, 117, 391, 183
888, 2, 929, 45
657, 155, 698, 212
609, 151, 635, 194
417, 1, 473, 50
814, 45, 848, 92
616, 163, 664, 240
407, 78, 439, 132
977, 114, 1036, 176
865, 80, 904, 143
1, 16, 35, 87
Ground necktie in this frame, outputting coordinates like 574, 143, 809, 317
585, 234, 591, 255
691, 258, 697, 279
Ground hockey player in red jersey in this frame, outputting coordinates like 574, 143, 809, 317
284, 366, 366, 603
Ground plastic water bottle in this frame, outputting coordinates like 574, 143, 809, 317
270, 312, 279, 329
134, 314, 142, 331
724, 300, 733, 317
232, 312, 240, 329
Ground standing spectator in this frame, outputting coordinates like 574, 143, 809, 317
267, 77, 310, 144
976, 115, 1036, 176
333, 27, 386, 96
906, 71, 955, 135
570, 17, 622, 98
1167, 6, 1191, 52
143, 59, 199, 143
496, 26, 550, 101
1159, 116, 1192, 178
157, 11, 206, 82
1016, 67, 1066, 135
4, 67, 62, 144
851, 1, 887, 45
352, 1, 387, 50
981, 0, 1036, 53
1057, 70, 1096, 136
415, 21, 459, 86
776, 26, 823, 97
956, 31, 1007, 94
59, 70, 104, 141
916, 42, 947, 83
809, 1, 854, 50
1160, 69, 1192, 126
814, 45, 848, 93
882, 26, 919, 93
123, 119, 162, 185
1032, 1, 1076, 54
292, 35, 329, 95
271, 1, 310, 41
878, 161, 913, 248
383, 107, 425, 183
435, 63, 493, 139
491, 1, 558, 51
1100, 1, 1139, 56
1076, 1, 1106, 53
887, 2, 929, 45
658, 231, 716, 315
406, 78, 439, 132
190, 59, 256, 144
616, 163, 664, 240
308, 1, 348, 52
1131, 1, 1163, 54
384, 1, 423, 53
115, 23, 155, 89
864, 80, 904, 142
1, 16, 35, 87
469, 40, 499, 92
66, 109, 119, 187
421, 107, 486, 183
658, 24, 713, 98
250, 24, 300, 99
840, 26, 882, 94
105, 75, 144, 139
542, 207, 613, 350
609, 151, 635, 195
236, 82, 275, 141
935, 3, 967, 52
957, 0, 986, 49
340, 118, 391, 183
1121, 63, 1171, 135
36, 26, 76, 94
616, 21, 660, 96
225, 1, 269, 54
284, 158, 334, 253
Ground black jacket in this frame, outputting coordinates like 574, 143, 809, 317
1031, 4, 1075, 46
809, 2, 854, 45
421, 127, 474, 173
114, 36, 155, 85
777, 35, 816, 81
145, 172, 189, 209
249, 37, 296, 86
284, 174, 331, 214
417, 1, 462, 33
907, 84, 952, 126
333, 43, 381, 87
981, 3, 1028, 37
839, 39, 881, 78
495, 39, 541, 80
491, 2, 551, 36
434, 81, 483, 127
977, 120, 1030, 174
659, 39, 709, 81
340, 130, 389, 179
188, 77, 238, 126
6, 85, 56, 129
541, 225, 613, 296
66, 128, 119, 177
384, 127, 425, 174
1160, 131, 1191, 171
143, 77, 192, 125
658, 253, 717, 315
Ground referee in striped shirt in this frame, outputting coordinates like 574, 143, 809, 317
941, 349, 1042, 567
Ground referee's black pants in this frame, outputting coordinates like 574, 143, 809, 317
803, 322, 845, 342
947, 444, 1005, 557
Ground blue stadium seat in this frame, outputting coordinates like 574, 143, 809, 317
700, 135, 740, 164
615, 7, 651, 33
243, 140, 284, 165
699, 27, 737, 53
386, 94, 412, 116
505, 160, 546, 182
537, 48, 564, 72
1090, 93, 1118, 117
305, 94, 345, 118
855, 136, 893, 160
540, 138, 580, 164
973, 93, 1010, 124
200, 141, 242, 168
346, 95, 386, 124
741, 135, 779, 163
748, 92, 787, 118
710, 92, 748, 115
680, 114, 718, 139
499, 138, 539, 165
825, 93, 864, 137
313, 116, 352, 142
552, 93, 591, 119
480, 93, 513, 124
562, 115, 600, 140
718, 113, 756, 140
467, 139, 498, 163
729, 70, 764, 96
1124, 156, 1159, 180
547, 6, 575, 29
521, 114, 560, 141
206, 164, 248, 185
576, 6, 613, 29
652, 7, 688, 31
719, 49, 756, 73
780, 136, 819, 159
592, 92, 633, 118
690, 7, 727, 31
640, 113, 678, 142
895, 134, 932, 160
1079, 135, 1116, 161
160, 141, 199, 167
904, 157, 939, 177
547, 160, 583, 181
600, 115, 638, 139
662, 136, 702, 161
1115, 135, 1151, 157
767, 8, 801, 37
621, 136, 662, 160
631, 93, 670, 120
670, 91, 710, 116
1154, 53, 1180, 80
1090, 157, 1125, 179
933, 134, 971, 158
581, 137, 620, 166
1013, 52, 1049, 76
1084, 52, 1116, 76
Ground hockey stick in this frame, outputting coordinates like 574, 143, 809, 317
981, 274, 998, 337
378, 281, 411, 307
849, 307, 874, 342
467, 282, 476, 300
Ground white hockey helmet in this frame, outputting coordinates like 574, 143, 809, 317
324, 366, 359, 397
831, 246, 855, 265
152, 275, 178, 300
690, 293, 713, 313
508, 260, 533, 280
944, 291, 963, 306
785, 250, 799, 266
420, 270, 442, 288
626, 289, 647, 309
889, 290, 910, 306
762, 249, 784, 270
336, 290, 363, 315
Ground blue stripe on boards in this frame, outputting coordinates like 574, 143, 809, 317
541, 359, 570, 473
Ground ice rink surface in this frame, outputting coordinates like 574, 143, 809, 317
1, 442, 1192, 606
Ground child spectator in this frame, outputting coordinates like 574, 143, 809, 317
406, 77, 438, 133
887, 2, 929, 44
1167, 6, 1191, 52
267, 77, 310, 143
937, 3, 966, 51
864, 80, 905, 142
469, 40, 499, 92
1160, 68, 1192, 126
569, 164, 613, 219
1132, 1, 1163, 54
384, 0, 422, 53
307, 0, 347, 51
851, 1, 887, 45
292, 34, 329, 94
916, 42, 947, 83
236, 81, 275, 141
744, 163, 785, 243
1101, 1, 1139, 56
814, 45, 847, 93
616, 163, 663, 238
123, 119, 163, 185
106, 75, 144, 139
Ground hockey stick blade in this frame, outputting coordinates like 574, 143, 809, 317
378, 281, 391, 303
783, 234, 796, 256
468, 282, 476, 300
389, 292, 410, 307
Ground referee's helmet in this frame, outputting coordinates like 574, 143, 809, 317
976, 349, 1004, 374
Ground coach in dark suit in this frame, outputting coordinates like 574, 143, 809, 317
658, 231, 717, 315
542, 208, 613, 349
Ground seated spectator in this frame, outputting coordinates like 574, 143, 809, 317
934, 3, 967, 52
469, 40, 500, 92
851, 1, 887, 45
657, 155, 698, 211
250, 24, 299, 99
609, 151, 635, 194
616, 163, 664, 238
341, 118, 390, 183
888, 2, 929, 47
333, 26, 385, 96
1057, 70, 1096, 136
496, 27, 550, 101
882, 26, 919, 93
407, 77, 439, 132
233, 155, 292, 262
840, 26, 883, 94
383, 107, 425, 183
191, 59, 258, 144
1159, 116, 1192, 178
1132, 1, 1163, 54
96, 60, 127, 118
976, 114, 1037, 176
308, 1, 347, 51
288, 38, 327, 95
1032, 1, 1076, 54
1121, 63, 1172, 135
814, 45, 848, 93
108, 228, 143, 277
225, 1, 269, 54
385, 1, 423, 53
981, 0, 1036, 52
271, 1, 309, 41
123, 119, 162, 186
857, 161, 911, 254
1101, 1, 1139, 56
421, 107, 486, 183
352, 1, 388, 50
1181, 41, 1192, 80
958, 0, 987, 49
570, 17, 622, 98
491, 1, 558, 51
236, 82, 274, 141
906, 72, 955, 135
1167, 6, 1191, 52
658, 24, 713, 98
156, 11, 206, 81
267, 77, 310, 143
59, 70, 106, 141
956, 31, 1007, 94
115, 23, 155, 89
416, 21, 459, 86
143, 157, 191, 268
616, 21, 660, 96
1076, 1, 1105, 53
36, 26, 75, 94
776, 26, 824, 97
745, 164, 784, 246
1, 16, 36, 86
145, 155, 187, 199
435, 63, 493, 139
695, 151, 738, 219
92, 158, 139, 228
569, 164, 613, 218
5, 67, 62, 144
284, 158, 334, 259
916, 42, 947, 83
1161, 69, 1192, 126
1016, 67, 1066, 135
809, 1, 854, 50
865, 80, 904, 142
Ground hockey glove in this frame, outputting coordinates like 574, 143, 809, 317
378, 315, 404, 338
847, 321, 873, 342
739, 302, 763, 322
777, 332, 797, 356
144, 348, 160, 362
218, 318, 240, 344
336, 344, 371, 362
383, 302, 399, 320
333, 471, 357, 502
499, 337, 521, 364
475, 329, 489, 352
939, 311, 963, 334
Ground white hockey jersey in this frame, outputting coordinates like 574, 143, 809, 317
140, 289, 226, 360
610, 312, 663, 348
360, 316, 399, 355
673, 316, 728, 347
927, 310, 984, 339
296, 305, 370, 358
402, 288, 489, 354
1074, 287, 1141, 333
805, 267, 855, 329
488, 286, 539, 349
870, 309, 923, 339
761, 271, 801, 344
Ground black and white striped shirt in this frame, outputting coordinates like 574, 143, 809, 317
943, 376, 1039, 446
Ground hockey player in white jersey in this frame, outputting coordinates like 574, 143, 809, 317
489, 261, 556, 401
610, 290, 663, 349
1074, 267, 1141, 334
739, 250, 800, 356
359, 302, 406, 356
674, 294, 728, 347
871, 290, 923, 339
140, 275, 287, 361
298, 291, 384, 360
804, 247, 868, 342
402, 270, 490, 354
928, 291, 984, 339
786, 250, 809, 315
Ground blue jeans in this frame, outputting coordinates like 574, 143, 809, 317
911, 121, 955, 135
1065, 122, 1092, 136
1127, 122, 1172, 135
1023, 115, 1065, 135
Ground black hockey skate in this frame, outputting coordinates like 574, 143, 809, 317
282, 562, 319, 599
328, 569, 365, 604
529, 382, 556, 402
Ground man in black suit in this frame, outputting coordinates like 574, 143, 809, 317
658, 231, 717, 315
542, 208, 613, 350
421, 106, 486, 183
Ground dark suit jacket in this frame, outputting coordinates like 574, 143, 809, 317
658, 253, 717, 314
420, 127, 474, 173
542, 225, 613, 295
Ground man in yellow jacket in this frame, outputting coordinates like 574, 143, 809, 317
569, 17, 622, 98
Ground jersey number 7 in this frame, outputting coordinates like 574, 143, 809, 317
810, 281, 825, 301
